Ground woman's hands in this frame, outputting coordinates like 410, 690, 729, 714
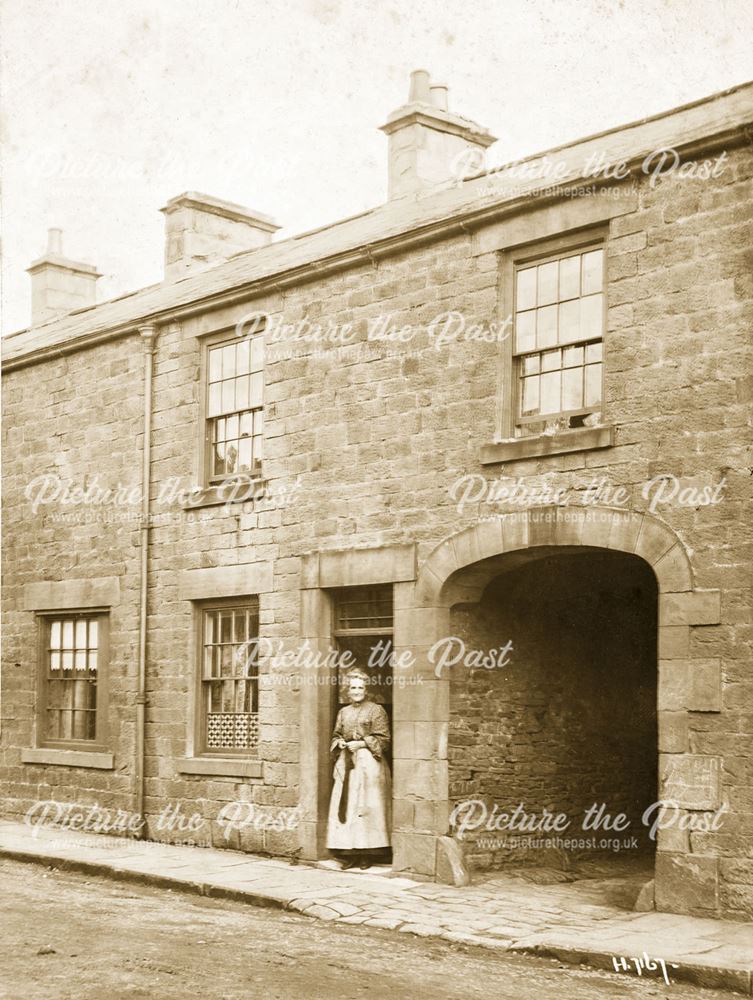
334, 738, 367, 752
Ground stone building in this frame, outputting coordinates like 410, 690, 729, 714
2, 72, 752, 920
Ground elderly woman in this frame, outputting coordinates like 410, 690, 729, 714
327, 668, 391, 869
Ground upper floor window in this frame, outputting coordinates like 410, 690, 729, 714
205, 332, 264, 484
38, 611, 109, 747
512, 241, 604, 435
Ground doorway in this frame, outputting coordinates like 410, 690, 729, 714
328, 584, 394, 866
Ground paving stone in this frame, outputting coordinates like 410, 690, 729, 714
326, 900, 361, 917
399, 923, 443, 937
441, 930, 511, 949
339, 894, 374, 907
282, 886, 352, 899
367, 910, 425, 923
365, 917, 404, 930
302, 903, 339, 920
287, 899, 310, 912
466, 918, 507, 931
487, 924, 531, 937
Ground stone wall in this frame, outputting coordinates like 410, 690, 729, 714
2, 141, 752, 914
1, 336, 143, 817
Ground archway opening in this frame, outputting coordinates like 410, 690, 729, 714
447, 547, 657, 891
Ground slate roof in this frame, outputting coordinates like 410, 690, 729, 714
4, 80, 752, 368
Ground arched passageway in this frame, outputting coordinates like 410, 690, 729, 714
446, 547, 657, 872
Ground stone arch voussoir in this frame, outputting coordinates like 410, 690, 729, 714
416, 506, 694, 606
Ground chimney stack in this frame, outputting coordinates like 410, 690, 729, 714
27, 229, 101, 326
380, 70, 497, 200
160, 192, 281, 280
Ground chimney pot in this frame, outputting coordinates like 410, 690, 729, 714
408, 69, 432, 104
47, 227, 63, 255
430, 84, 449, 111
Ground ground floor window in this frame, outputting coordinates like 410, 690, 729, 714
38, 611, 108, 746
199, 598, 260, 754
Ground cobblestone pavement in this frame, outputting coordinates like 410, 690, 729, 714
1, 821, 751, 994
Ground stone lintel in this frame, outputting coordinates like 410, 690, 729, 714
301, 543, 417, 590
23, 577, 121, 610
178, 563, 273, 600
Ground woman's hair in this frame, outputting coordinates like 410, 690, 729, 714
344, 668, 370, 686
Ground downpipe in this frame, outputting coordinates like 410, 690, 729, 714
135, 324, 157, 837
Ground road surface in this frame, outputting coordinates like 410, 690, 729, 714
0, 859, 729, 1000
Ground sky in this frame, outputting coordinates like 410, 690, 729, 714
2, 0, 752, 335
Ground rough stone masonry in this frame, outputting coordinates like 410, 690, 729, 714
2, 73, 752, 921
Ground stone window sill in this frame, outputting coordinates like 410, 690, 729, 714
480, 425, 614, 465
183, 479, 266, 511
21, 747, 114, 769
177, 757, 263, 778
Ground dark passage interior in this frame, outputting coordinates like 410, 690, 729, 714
448, 548, 657, 874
